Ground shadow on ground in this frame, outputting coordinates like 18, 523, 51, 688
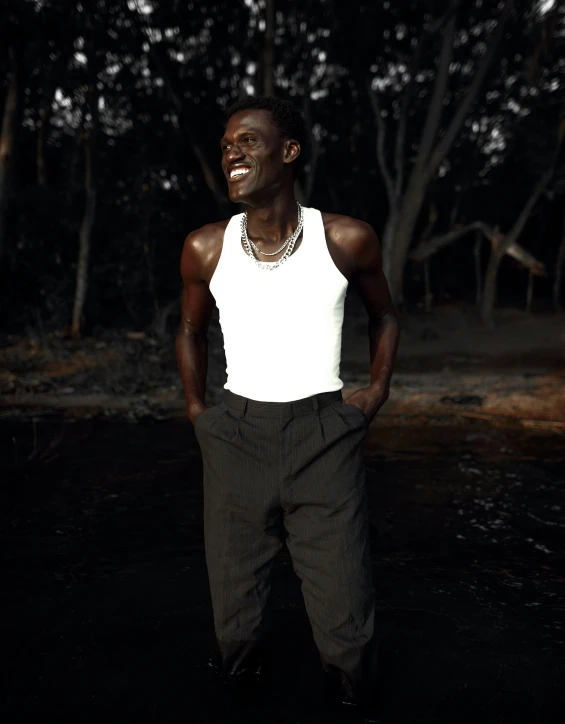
0, 417, 563, 723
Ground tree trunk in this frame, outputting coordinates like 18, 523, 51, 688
0, 43, 19, 270
474, 230, 482, 308
525, 270, 534, 313
142, 204, 159, 319
65, 125, 84, 207
263, 0, 275, 96
130, 19, 231, 215
480, 238, 504, 327
385, 179, 426, 300
189, 140, 231, 216
37, 102, 52, 187
381, 207, 399, 277
302, 89, 320, 204
70, 88, 98, 339
379, 5, 509, 303
423, 257, 432, 313
553, 211, 565, 312
526, 211, 547, 313
481, 165, 554, 325
71, 179, 96, 338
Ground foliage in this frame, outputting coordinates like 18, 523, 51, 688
0, 0, 564, 332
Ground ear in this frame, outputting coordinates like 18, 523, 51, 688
283, 139, 301, 165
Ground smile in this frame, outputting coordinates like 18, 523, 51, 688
228, 166, 251, 181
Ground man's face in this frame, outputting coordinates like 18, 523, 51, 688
220, 109, 299, 203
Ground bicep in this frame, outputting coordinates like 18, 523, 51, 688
179, 233, 215, 335
350, 226, 395, 322
354, 268, 394, 323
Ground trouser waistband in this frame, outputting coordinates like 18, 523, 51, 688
222, 389, 343, 418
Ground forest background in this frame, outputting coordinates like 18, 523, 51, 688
0, 0, 564, 416
1, 0, 564, 331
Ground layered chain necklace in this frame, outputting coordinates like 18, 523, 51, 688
241, 202, 303, 271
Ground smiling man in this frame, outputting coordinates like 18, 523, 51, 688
176, 96, 399, 714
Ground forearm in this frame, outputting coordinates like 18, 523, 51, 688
368, 311, 400, 395
175, 328, 208, 420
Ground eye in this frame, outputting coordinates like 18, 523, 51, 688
242, 137, 255, 143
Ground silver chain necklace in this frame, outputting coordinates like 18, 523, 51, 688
241, 202, 303, 271
249, 233, 290, 256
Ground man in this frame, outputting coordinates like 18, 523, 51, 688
175, 96, 399, 714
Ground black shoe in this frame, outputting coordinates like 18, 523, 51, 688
207, 650, 265, 687
320, 701, 381, 724
323, 674, 383, 722
205, 652, 270, 720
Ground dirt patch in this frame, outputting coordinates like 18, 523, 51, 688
0, 336, 124, 392
1, 304, 564, 424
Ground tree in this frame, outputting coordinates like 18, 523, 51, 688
0, 41, 20, 269
329, 0, 563, 306
365, 1, 510, 304
480, 112, 565, 324
70, 82, 99, 338
1, 0, 564, 333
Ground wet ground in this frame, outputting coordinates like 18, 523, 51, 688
1, 416, 564, 723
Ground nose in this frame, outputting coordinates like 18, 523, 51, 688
224, 144, 245, 165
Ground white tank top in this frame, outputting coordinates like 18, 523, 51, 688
209, 206, 349, 402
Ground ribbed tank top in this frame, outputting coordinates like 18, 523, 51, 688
209, 206, 349, 402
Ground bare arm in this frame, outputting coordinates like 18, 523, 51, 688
352, 222, 399, 395
175, 228, 217, 425
339, 219, 400, 422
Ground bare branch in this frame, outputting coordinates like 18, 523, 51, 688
302, 90, 320, 204
395, 42, 423, 195
553, 209, 565, 311
411, 221, 546, 276
394, 3, 459, 194
0, 43, 19, 269
263, 0, 275, 95
367, 81, 395, 206
411, 222, 484, 260
424, 1, 512, 182
506, 240, 546, 276
128, 0, 229, 211
415, 12, 456, 171
394, 89, 410, 196
504, 168, 554, 251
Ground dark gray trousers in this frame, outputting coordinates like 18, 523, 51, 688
194, 388, 378, 703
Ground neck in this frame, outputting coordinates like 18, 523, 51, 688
245, 192, 299, 245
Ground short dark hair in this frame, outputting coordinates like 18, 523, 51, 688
225, 95, 309, 175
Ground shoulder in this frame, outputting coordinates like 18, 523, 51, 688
320, 211, 381, 272
321, 212, 376, 244
182, 218, 231, 253
180, 218, 231, 282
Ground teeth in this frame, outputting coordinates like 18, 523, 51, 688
230, 167, 250, 178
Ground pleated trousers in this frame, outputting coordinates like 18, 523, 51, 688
193, 388, 378, 704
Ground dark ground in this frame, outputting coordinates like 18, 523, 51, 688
1, 415, 564, 723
